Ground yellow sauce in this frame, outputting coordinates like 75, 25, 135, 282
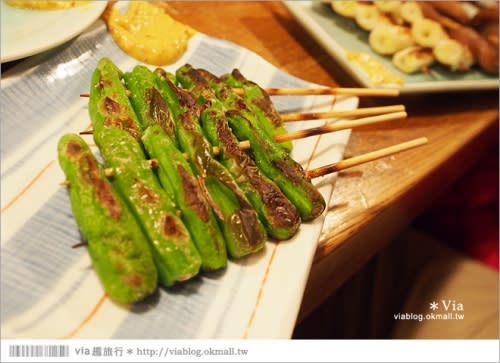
106, 1, 196, 66
346, 50, 404, 86
5, 0, 90, 10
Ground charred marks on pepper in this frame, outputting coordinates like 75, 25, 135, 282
214, 120, 299, 230
249, 165, 300, 230
167, 77, 199, 110
134, 178, 159, 204
233, 209, 262, 248
230, 68, 246, 82
271, 159, 304, 186
272, 158, 325, 217
102, 97, 141, 140
251, 96, 282, 127
178, 166, 209, 222
178, 111, 196, 133
98, 77, 112, 89
146, 87, 175, 137
66, 140, 83, 159
215, 119, 242, 160
228, 69, 282, 126
186, 66, 210, 89
162, 215, 185, 238
123, 273, 143, 288
79, 154, 122, 220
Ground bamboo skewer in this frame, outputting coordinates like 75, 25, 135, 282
79, 91, 403, 122
305, 137, 428, 179
281, 105, 405, 122
80, 111, 407, 155
61, 137, 427, 184
271, 111, 407, 144
232, 87, 400, 97
80, 86, 400, 99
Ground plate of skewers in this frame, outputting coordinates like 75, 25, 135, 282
0, 7, 422, 339
284, 1, 499, 94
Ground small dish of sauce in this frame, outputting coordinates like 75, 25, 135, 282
105, 1, 196, 66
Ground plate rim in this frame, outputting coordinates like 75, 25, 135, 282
0, 1, 108, 63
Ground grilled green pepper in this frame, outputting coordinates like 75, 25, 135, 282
57, 133, 157, 304
200, 102, 301, 240
88, 58, 208, 280
123, 65, 227, 270
96, 127, 202, 286
88, 58, 143, 141
221, 69, 292, 151
176, 65, 326, 221
153, 69, 267, 258
142, 125, 228, 268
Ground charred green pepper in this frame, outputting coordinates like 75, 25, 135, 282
153, 68, 267, 258
221, 69, 292, 151
96, 127, 202, 286
123, 65, 227, 269
200, 99, 301, 240
176, 65, 326, 221
57, 133, 157, 304
88, 58, 207, 282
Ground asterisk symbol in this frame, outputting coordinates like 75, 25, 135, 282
127, 349, 133, 355
429, 301, 439, 310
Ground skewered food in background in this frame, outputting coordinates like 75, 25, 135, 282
398, 2, 424, 24
419, 2, 499, 74
327, 1, 499, 75
392, 46, 435, 74
369, 25, 414, 55
354, 3, 391, 31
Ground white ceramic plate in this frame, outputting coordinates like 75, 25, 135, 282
0, 1, 107, 62
284, 1, 499, 94
1, 20, 355, 339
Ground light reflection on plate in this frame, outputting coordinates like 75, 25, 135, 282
0, 1, 107, 62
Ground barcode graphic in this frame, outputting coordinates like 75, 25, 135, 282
9, 345, 69, 358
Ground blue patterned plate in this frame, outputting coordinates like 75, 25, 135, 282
1, 20, 356, 339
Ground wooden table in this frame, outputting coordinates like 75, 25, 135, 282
4, 1, 495, 330
168, 1, 500, 322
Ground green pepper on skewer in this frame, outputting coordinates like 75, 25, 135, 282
96, 127, 202, 286
123, 66, 227, 270
58, 133, 157, 304
204, 111, 301, 240
221, 69, 292, 152
153, 68, 267, 258
88, 58, 143, 141
176, 65, 326, 222
195, 89, 301, 240
88, 58, 210, 281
